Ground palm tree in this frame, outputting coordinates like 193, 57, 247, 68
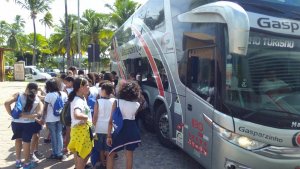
0, 21, 9, 46
64, 0, 71, 67
39, 12, 53, 38
81, 10, 110, 44
105, 0, 140, 28
7, 15, 26, 51
12, 15, 25, 31
16, 0, 53, 65
50, 15, 78, 68
81, 10, 111, 71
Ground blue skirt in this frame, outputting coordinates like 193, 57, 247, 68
109, 119, 141, 154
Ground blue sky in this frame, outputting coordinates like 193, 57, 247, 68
0, 0, 146, 36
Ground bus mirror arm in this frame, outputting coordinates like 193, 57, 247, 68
178, 1, 250, 56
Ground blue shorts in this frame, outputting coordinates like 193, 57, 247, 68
32, 122, 42, 134
11, 122, 35, 143
94, 133, 109, 152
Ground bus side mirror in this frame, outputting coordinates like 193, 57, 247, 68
178, 1, 250, 56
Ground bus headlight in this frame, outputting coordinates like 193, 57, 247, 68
214, 123, 268, 150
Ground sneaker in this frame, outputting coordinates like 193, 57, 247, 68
30, 153, 39, 163
33, 151, 44, 159
22, 161, 37, 169
15, 160, 22, 168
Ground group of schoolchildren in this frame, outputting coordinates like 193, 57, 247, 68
5, 66, 144, 169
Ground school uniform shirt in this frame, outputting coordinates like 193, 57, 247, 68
70, 96, 92, 127
13, 92, 40, 123
118, 99, 140, 120
44, 92, 68, 123
95, 98, 115, 134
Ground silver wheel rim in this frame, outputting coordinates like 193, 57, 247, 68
158, 112, 169, 138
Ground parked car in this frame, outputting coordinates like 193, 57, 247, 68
25, 66, 52, 81
45, 68, 60, 77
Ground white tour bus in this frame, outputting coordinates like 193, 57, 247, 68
110, 0, 300, 168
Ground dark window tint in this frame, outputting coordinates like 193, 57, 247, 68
114, 18, 133, 47
187, 47, 215, 104
170, 0, 217, 17
134, 0, 165, 33
175, 22, 216, 90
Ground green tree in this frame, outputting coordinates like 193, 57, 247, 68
39, 12, 53, 38
81, 10, 112, 71
81, 10, 110, 44
27, 33, 51, 66
12, 15, 25, 30
0, 21, 9, 46
105, 0, 140, 28
16, 0, 53, 65
6, 15, 26, 51
50, 15, 78, 69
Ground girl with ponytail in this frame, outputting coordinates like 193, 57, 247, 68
67, 78, 93, 169
4, 82, 43, 169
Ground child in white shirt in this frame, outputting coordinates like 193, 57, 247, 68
93, 82, 115, 168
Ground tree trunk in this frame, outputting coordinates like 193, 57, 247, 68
65, 0, 71, 67
77, 0, 81, 69
32, 18, 37, 66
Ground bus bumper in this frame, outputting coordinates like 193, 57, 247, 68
212, 132, 300, 169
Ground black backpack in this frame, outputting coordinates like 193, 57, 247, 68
60, 101, 71, 126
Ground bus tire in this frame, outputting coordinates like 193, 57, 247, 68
142, 107, 155, 133
155, 105, 176, 149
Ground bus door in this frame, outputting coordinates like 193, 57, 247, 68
185, 46, 215, 168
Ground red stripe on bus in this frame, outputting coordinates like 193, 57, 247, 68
112, 38, 126, 80
131, 26, 165, 97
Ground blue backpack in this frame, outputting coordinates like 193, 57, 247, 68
53, 95, 64, 117
112, 100, 123, 135
87, 94, 96, 117
11, 95, 23, 119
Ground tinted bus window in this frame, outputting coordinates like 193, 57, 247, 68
170, 0, 217, 17
135, 0, 165, 33
175, 23, 216, 83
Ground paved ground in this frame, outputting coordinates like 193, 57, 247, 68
0, 82, 201, 169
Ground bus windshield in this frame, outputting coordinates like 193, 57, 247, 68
258, 0, 300, 6
224, 31, 300, 129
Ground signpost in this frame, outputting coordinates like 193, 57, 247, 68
88, 43, 100, 72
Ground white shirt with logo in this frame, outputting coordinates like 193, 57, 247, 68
70, 96, 92, 127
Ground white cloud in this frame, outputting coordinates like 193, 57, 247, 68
0, 0, 147, 36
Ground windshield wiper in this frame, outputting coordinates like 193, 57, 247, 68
239, 2, 285, 14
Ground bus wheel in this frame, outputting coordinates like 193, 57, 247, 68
155, 105, 176, 149
142, 107, 155, 133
